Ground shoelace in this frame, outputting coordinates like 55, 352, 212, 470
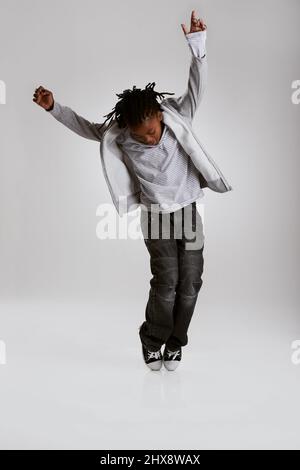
166, 349, 180, 360
148, 350, 161, 360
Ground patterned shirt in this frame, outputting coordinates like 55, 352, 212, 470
116, 122, 204, 213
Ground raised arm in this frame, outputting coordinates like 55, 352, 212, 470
162, 10, 208, 122
32, 86, 109, 142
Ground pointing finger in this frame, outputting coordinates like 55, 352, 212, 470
191, 10, 197, 28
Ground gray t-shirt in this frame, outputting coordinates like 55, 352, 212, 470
116, 121, 204, 214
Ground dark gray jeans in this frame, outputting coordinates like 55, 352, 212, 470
139, 201, 205, 352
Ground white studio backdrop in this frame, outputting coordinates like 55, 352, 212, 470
0, 0, 299, 450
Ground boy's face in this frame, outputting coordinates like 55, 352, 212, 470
128, 111, 164, 145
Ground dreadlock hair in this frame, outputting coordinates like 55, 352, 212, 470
99, 82, 175, 131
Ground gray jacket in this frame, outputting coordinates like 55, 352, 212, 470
48, 39, 233, 216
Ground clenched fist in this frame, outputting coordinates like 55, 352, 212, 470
32, 86, 54, 111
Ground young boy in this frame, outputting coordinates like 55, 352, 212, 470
33, 10, 232, 372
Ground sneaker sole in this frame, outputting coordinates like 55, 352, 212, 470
163, 360, 180, 371
146, 360, 163, 371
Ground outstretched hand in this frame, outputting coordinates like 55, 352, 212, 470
181, 10, 207, 35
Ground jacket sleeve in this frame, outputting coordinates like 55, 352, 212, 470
161, 30, 208, 122
46, 101, 109, 141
